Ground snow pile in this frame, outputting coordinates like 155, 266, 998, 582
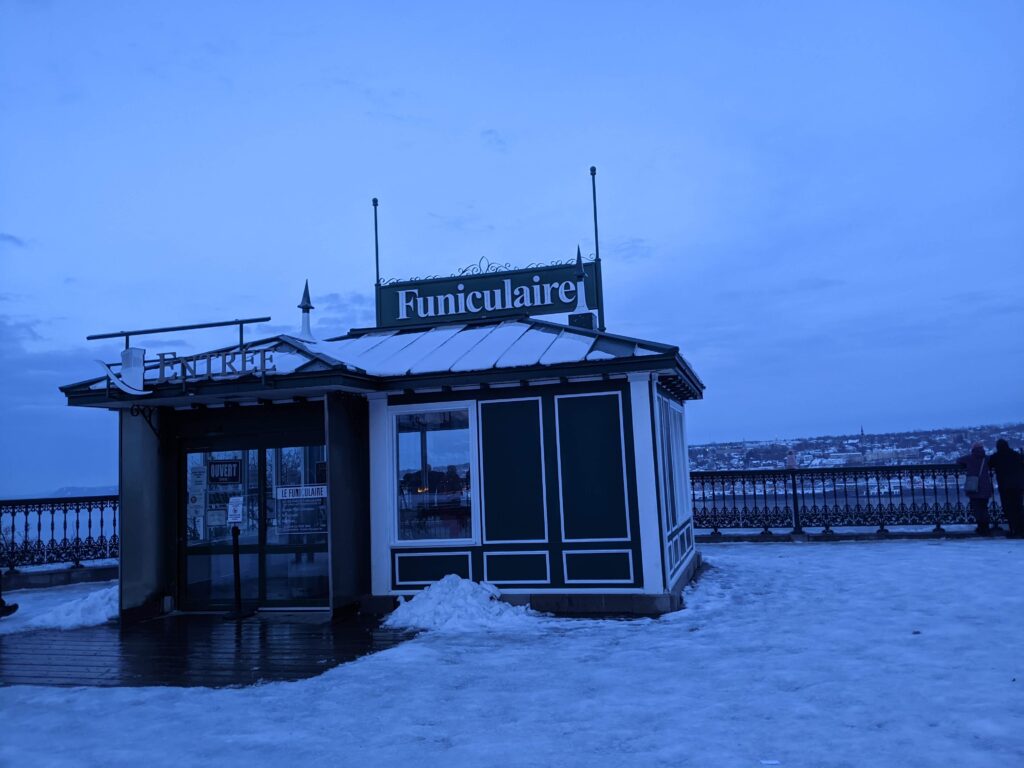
0, 583, 119, 635
383, 574, 539, 632
23, 583, 119, 631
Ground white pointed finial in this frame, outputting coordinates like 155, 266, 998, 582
298, 280, 315, 341
572, 246, 593, 315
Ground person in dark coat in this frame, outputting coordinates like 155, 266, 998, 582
957, 442, 994, 534
989, 439, 1024, 538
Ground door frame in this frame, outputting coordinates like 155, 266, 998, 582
174, 403, 329, 611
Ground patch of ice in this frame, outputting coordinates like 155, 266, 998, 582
383, 574, 540, 632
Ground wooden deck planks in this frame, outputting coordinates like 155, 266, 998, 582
0, 612, 415, 688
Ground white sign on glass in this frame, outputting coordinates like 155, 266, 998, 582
226, 496, 244, 524
275, 485, 328, 500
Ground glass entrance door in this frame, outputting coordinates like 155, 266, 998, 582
264, 446, 329, 603
184, 445, 329, 609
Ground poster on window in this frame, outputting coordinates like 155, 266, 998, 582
275, 485, 327, 534
186, 490, 206, 518
189, 466, 207, 493
209, 460, 242, 484
206, 508, 227, 527
225, 496, 243, 524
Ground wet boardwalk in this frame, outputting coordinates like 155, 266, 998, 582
0, 612, 416, 688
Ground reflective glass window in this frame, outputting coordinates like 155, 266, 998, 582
396, 408, 473, 540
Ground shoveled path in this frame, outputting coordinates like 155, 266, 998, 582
0, 611, 415, 688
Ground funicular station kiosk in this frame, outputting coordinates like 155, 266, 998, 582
62, 242, 704, 623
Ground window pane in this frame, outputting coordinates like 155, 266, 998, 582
187, 553, 258, 605
265, 446, 328, 546
396, 409, 472, 540
659, 400, 677, 529
186, 449, 258, 546
672, 409, 690, 524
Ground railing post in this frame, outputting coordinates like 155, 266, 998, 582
71, 503, 82, 568
710, 477, 721, 536
990, 495, 1003, 532
110, 499, 119, 558
790, 470, 803, 534
932, 467, 945, 534
876, 470, 889, 535
6, 504, 16, 574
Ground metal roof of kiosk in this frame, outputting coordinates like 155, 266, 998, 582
60, 317, 704, 409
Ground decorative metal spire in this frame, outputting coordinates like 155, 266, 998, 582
572, 245, 593, 316
298, 280, 315, 341
298, 279, 314, 312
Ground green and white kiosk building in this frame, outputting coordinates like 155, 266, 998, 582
61, 248, 704, 622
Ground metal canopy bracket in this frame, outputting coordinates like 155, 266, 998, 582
128, 403, 159, 439
87, 317, 272, 350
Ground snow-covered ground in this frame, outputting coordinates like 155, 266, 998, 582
14, 557, 118, 574
0, 580, 117, 635
2, 541, 1023, 767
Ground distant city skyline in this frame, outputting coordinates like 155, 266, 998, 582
690, 421, 1024, 472
2, 2, 1022, 495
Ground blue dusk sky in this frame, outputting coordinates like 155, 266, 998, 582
1, 1, 1021, 495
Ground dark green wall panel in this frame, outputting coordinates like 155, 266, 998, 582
395, 552, 471, 585
564, 551, 633, 582
481, 399, 546, 542
484, 552, 549, 583
557, 394, 628, 541
326, 393, 370, 609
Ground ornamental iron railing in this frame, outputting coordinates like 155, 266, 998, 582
691, 465, 1004, 535
0, 495, 119, 571
0, 465, 1005, 571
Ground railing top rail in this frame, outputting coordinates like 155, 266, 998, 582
0, 494, 119, 507
691, 463, 962, 477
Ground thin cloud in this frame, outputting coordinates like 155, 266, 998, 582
0, 316, 43, 348
480, 128, 507, 152
0, 232, 27, 249
611, 237, 653, 261
426, 210, 495, 234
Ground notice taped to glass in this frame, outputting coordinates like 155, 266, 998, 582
227, 496, 244, 524
275, 485, 328, 500
275, 485, 327, 534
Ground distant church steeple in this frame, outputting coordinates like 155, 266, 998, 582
297, 280, 315, 342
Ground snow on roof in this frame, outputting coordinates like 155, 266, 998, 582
538, 329, 597, 365
319, 318, 677, 377
450, 321, 529, 372
494, 326, 560, 368
71, 318, 701, 399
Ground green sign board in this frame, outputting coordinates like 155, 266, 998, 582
375, 261, 602, 328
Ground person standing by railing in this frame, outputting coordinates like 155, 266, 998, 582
989, 439, 1024, 539
957, 443, 993, 535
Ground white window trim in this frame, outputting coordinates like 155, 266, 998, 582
388, 400, 482, 548
394, 550, 473, 587
655, 393, 692, 575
